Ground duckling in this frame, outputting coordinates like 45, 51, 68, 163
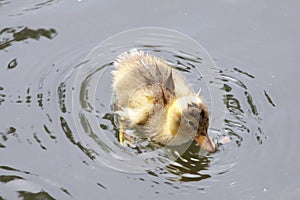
112, 49, 215, 152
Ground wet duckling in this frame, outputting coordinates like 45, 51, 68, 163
112, 50, 215, 152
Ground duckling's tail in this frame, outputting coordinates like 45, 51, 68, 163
112, 49, 192, 107
113, 49, 173, 88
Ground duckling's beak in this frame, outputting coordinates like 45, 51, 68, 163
195, 135, 216, 153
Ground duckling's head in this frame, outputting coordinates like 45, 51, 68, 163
165, 95, 216, 153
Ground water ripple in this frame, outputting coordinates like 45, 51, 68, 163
0, 28, 275, 192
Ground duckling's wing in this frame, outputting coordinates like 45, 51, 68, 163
143, 104, 167, 136
165, 69, 175, 94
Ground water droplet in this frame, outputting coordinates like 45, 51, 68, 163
230, 181, 236, 186
7, 58, 17, 69
218, 136, 231, 144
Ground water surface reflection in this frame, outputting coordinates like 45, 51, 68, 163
0, 26, 57, 51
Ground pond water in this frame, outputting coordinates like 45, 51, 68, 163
1, 1, 299, 200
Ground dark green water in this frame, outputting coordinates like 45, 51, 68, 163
1, 1, 299, 199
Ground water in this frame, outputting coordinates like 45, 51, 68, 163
1, 1, 300, 200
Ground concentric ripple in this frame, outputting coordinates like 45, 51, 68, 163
71, 28, 226, 174
0, 27, 271, 183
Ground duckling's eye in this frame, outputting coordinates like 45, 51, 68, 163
188, 120, 196, 127
200, 111, 205, 119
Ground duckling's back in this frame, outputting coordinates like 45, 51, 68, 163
112, 49, 192, 109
